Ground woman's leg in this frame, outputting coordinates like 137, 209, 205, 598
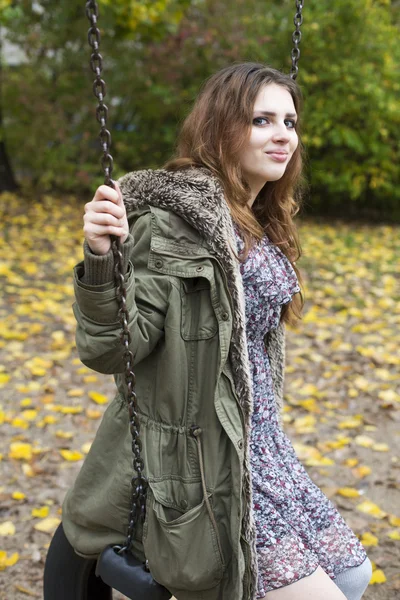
261, 566, 347, 600
333, 557, 372, 600
43, 522, 112, 600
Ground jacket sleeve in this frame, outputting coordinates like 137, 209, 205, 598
71, 206, 170, 374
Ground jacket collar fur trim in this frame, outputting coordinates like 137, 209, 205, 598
119, 166, 261, 597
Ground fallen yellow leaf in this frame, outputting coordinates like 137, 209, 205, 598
21, 409, 38, 421
337, 487, 360, 498
14, 584, 39, 597
356, 500, 387, 519
354, 435, 375, 448
11, 491, 26, 501
60, 450, 83, 462
11, 417, 29, 430
378, 389, 400, 403
33, 517, 61, 534
337, 418, 363, 430
344, 458, 359, 467
387, 530, 400, 541
55, 430, 74, 440
8, 442, 32, 461
0, 521, 16, 536
0, 551, 19, 570
352, 465, 372, 479
22, 464, 35, 477
0, 374, 10, 386
67, 388, 84, 397
88, 391, 108, 405
372, 443, 389, 452
360, 532, 378, 546
81, 442, 92, 454
388, 515, 400, 527
31, 506, 49, 519
86, 408, 102, 419
369, 569, 386, 584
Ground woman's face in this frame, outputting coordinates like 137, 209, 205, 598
238, 83, 299, 202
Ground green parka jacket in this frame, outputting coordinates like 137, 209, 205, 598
62, 166, 288, 600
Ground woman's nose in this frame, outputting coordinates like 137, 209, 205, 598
271, 126, 290, 143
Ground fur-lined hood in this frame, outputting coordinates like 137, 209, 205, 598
118, 166, 287, 598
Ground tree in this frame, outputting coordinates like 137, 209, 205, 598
1, 0, 399, 219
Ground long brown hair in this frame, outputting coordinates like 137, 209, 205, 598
163, 62, 306, 326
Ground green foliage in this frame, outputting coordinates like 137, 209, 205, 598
2, 0, 400, 218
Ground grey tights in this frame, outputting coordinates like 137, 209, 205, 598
333, 557, 373, 600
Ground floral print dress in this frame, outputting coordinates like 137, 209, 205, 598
232, 224, 368, 597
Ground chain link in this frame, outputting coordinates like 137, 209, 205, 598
85, 0, 148, 555
290, 0, 304, 80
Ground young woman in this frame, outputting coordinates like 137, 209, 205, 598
45, 63, 372, 600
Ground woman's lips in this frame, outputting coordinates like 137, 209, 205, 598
266, 152, 288, 162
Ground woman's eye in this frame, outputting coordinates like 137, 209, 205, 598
253, 117, 297, 129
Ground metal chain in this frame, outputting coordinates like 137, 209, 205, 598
84, 0, 148, 555
290, 0, 304, 80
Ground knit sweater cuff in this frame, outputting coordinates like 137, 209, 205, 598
79, 234, 135, 286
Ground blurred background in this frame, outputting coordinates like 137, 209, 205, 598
1, 0, 400, 219
0, 2, 399, 599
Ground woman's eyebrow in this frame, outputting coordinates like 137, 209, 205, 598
254, 110, 297, 118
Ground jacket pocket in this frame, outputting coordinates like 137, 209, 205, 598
143, 479, 225, 591
180, 277, 218, 340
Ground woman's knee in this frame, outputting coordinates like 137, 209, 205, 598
333, 557, 373, 600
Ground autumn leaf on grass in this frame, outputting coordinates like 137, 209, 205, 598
0, 373, 10, 386
371, 443, 389, 452
14, 584, 40, 597
360, 532, 378, 546
344, 458, 359, 467
356, 500, 387, 519
33, 517, 60, 534
388, 515, 400, 527
8, 442, 32, 460
81, 442, 92, 454
352, 465, 372, 479
370, 569, 386, 584
11, 491, 26, 500
67, 388, 84, 398
55, 430, 74, 440
31, 506, 49, 519
337, 487, 361, 498
0, 551, 19, 570
56, 405, 83, 415
0, 521, 16, 536
387, 530, 400, 540
378, 389, 400, 403
86, 408, 102, 419
60, 449, 83, 461
354, 435, 375, 448
337, 416, 363, 430
88, 391, 108, 405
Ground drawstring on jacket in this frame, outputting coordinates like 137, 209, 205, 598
189, 425, 225, 563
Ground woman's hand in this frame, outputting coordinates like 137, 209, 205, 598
83, 182, 129, 255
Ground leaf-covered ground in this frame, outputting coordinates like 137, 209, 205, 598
0, 193, 399, 599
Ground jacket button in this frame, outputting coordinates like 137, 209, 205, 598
195, 265, 204, 272
155, 259, 163, 269
238, 439, 243, 449
221, 311, 229, 321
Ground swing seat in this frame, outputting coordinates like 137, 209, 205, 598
96, 545, 172, 600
